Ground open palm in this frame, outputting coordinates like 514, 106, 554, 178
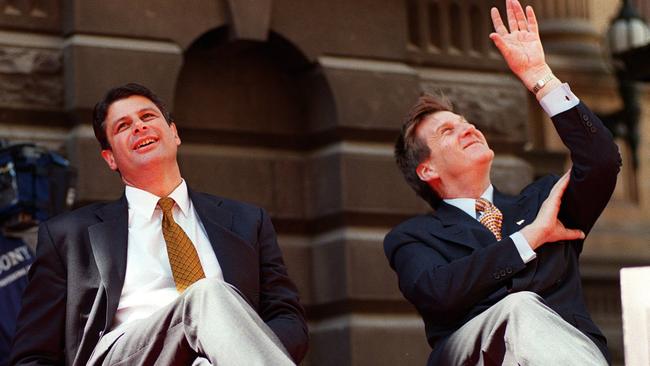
489, 0, 547, 82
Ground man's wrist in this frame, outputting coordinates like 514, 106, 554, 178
521, 65, 561, 98
520, 225, 542, 250
532, 73, 554, 94
510, 231, 537, 263
521, 65, 549, 89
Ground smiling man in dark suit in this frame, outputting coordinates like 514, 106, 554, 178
11, 83, 308, 365
384, 1, 620, 365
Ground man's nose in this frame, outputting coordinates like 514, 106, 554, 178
133, 118, 147, 133
460, 123, 476, 136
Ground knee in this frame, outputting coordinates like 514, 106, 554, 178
498, 291, 544, 313
183, 278, 230, 299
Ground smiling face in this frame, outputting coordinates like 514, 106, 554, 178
100, 95, 181, 183
415, 110, 494, 197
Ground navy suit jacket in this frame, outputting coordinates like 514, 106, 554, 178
385, 102, 620, 364
11, 189, 308, 365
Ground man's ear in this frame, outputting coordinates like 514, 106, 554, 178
170, 122, 181, 146
101, 149, 118, 171
416, 160, 439, 182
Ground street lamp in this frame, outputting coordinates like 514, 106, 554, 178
601, 0, 650, 170
608, 0, 650, 55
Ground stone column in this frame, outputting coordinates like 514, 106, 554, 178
529, 0, 602, 58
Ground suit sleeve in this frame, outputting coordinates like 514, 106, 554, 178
256, 208, 309, 363
552, 102, 621, 240
385, 225, 526, 321
10, 222, 66, 366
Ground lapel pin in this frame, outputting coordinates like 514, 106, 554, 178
516, 219, 525, 225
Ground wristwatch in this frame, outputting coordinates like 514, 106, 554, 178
532, 74, 554, 94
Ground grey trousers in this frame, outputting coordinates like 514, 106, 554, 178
432, 291, 608, 366
88, 278, 295, 366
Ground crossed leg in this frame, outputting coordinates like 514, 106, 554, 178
89, 278, 295, 366
432, 292, 608, 366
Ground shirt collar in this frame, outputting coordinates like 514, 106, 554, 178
443, 185, 494, 219
125, 179, 190, 220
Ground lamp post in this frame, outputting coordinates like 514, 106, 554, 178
601, 0, 650, 170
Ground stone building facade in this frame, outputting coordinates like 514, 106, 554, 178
1, 1, 648, 365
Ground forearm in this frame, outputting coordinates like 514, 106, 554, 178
387, 233, 526, 317
553, 103, 621, 232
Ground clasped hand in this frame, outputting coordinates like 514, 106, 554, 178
521, 172, 585, 250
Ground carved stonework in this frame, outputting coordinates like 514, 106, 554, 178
406, 0, 504, 69
420, 77, 528, 147
0, 46, 63, 109
528, 0, 601, 58
0, 46, 60, 74
0, 0, 60, 32
226, 0, 272, 41
529, 0, 590, 21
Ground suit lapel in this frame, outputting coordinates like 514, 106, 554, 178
433, 188, 538, 250
88, 195, 128, 332
189, 190, 255, 293
433, 202, 491, 250
493, 190, 532, 237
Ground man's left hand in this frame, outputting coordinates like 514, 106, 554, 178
489, 0, 558, 96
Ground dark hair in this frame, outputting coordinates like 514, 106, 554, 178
92, 83, 173, 150
395, 93, 453, 208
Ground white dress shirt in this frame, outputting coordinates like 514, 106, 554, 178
111, 180, 223, 331
444, 185, 537, 263
442, 83, 580, 264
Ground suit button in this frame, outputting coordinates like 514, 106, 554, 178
590, 127, 597, 133
585, 121, 593, 127
493, 272, 500, 280
506, 267, 512, 274
500, 269, 506, 277
582, 114, 589, 121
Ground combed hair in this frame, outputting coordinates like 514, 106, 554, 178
92, 83, 173, 150
394, 93, 453, 208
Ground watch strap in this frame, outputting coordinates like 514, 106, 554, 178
532, 74, 554, 94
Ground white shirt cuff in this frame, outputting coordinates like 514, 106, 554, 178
539, 83, 580, 117
510, 231, 537, 263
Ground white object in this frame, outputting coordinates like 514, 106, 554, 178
620, 266, 650, 366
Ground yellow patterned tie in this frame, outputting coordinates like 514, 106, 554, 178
475, 198, 503, 241
158, 197, 205, 292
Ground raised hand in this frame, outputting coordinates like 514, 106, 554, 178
520, 171, 585, 250
489, 0, 555, 94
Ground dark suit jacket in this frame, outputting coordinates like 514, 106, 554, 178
384, 102, 621, 364
10, 189, 308, 365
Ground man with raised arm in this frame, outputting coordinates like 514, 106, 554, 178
385, 0, 620, 364
11, 83, 308, 365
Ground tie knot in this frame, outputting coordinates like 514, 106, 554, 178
158, 197, 175, 214
475, 197, 503, 241
475, 198, 493, 214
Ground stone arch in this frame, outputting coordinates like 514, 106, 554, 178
173, 27, 336, 149
172, 27, 337, 222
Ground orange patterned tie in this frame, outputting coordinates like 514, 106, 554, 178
158, 197, 205, 292
475, 198, 503, 241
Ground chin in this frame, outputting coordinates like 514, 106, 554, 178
471, 147, 494, 164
